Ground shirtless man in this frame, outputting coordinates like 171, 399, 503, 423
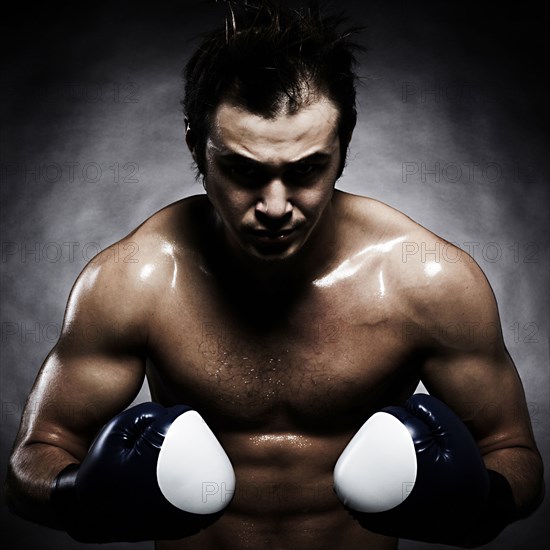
5, 2, 544, 549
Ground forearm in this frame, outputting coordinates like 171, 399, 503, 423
5, 442, 81, 528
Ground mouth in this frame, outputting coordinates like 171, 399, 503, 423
250, 227, 298, 242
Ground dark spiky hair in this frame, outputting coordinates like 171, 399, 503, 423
182, 0, 364, 177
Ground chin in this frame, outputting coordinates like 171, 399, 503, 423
244, 240, 304, 263
248, 246, 298, 262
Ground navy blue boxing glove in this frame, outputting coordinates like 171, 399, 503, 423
334, 394, 516, 545
51, 402, 235, 542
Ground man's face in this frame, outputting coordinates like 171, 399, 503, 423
200, 95, 342, 262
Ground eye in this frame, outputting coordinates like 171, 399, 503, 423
293, 164, 315, 176
290, 163, 326, 179
230, 164, 256, 178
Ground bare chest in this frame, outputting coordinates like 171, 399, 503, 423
147, 278, 419, 430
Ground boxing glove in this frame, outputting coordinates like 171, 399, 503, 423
333, 394, 516, 545
51, 402, 235, 542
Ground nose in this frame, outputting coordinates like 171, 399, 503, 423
255, 179, 292, 226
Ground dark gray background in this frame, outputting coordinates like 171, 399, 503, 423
1, 1, 548, 548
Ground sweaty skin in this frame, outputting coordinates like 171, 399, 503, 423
6, 97, 542, 549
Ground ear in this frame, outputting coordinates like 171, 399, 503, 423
184, 118, 197, 163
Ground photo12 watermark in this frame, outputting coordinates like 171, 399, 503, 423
1, 241, 139, 264
401, 321, 539, 346
0, 161, 140, 187
401, 241, 540, 265
1, 320, 145, 345
401, 161, 546, 186
402, 161, 502, 185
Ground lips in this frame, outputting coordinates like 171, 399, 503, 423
253, 227, 295, 238
249, 227, 299, 241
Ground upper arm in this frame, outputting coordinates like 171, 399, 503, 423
16, 245, 148, 461
416, 249, 538, 456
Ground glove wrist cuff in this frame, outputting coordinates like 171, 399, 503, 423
456, 469, 518, 546
50, 463, 80, 528
486, 469, 517, 524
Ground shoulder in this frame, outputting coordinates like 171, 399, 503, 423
401, 238, 500, 344
64, 195, 210, 328
334, 191, 500, 340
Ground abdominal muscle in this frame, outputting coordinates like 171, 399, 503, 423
155, 431, 398, 550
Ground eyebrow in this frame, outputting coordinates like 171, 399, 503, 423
216, 151, 333, 165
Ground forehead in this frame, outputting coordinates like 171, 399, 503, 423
207, 96, 340, 164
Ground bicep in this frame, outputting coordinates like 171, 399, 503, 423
416, 253, 537, 455
21, 343, 146, 461
420, 344, 535, 455
16, 255, 148, 460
